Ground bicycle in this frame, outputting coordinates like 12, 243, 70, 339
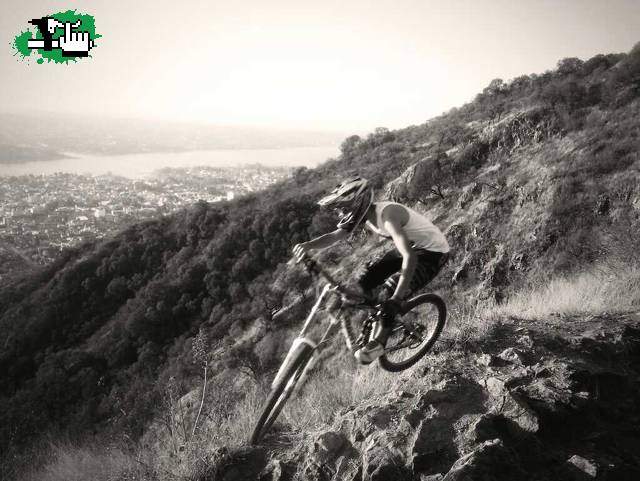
249, 254, 447, 445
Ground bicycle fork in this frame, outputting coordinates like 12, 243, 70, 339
271, 284, 347, 391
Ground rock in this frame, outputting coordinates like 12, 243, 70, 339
450, 264, 467, 284
338, 404, 398, 443
484, 376, 507, 396
441, 439, 524, 480
421, 474, 444, 481
516, 334, 534, 349
567, 455, 598, 478
479, 376, 541, 433
411, 418, 458, 473
402, 408, 424, 429
476, 353, 509, 367
470, 413, 502, 443
384, 163, 418, 200
444, 224, 467, 251
303, 432, 359, 481
255, 316, 640, 481
457, 183, 483, 209
362, 433, 410, 481
479, 245, 510, 298
509, 252, 528, 271
211, 446, 267, 481
315, 431, 349, 458
498, 347, 526, 365
260, 459, 284, 481
476, 353, 493, 366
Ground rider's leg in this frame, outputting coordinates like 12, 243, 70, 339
357, 249, 403, 299
359, 249, 449, 299
355, 250, 449, 364
376, 249, 448, 327
372, 249, 449, 326
355, 250, 403, 364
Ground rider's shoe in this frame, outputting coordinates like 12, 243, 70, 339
354, 326, 391, 364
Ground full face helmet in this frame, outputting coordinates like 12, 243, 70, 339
318, 177, 374, 232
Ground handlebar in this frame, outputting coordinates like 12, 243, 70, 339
298, 254, 374, 306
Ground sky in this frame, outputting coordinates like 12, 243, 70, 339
1, 0, 639, 132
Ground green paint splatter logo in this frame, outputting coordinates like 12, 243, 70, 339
12, 10, 100, 64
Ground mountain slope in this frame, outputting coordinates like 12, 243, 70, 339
211, 313, 640, 480
2, 43, 640, 480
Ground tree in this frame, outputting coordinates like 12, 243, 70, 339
407, 154, 450, 203
434, 119, 468, 150
247, 272, 286, 321
557, 57, 584, 76
480, 79, 508, 123
340, 135, 362, 156
509, 75, 532, 93
483, 78, 507, 97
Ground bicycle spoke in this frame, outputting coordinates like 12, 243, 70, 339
383, 298, 442, 364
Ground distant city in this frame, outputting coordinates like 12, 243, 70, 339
0, 165, 290, 270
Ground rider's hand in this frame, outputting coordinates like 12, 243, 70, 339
292, 243, 310, 262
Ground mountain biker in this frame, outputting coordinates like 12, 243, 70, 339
293, 177, 450, 364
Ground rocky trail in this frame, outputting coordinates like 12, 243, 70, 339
210, 312, 640, 481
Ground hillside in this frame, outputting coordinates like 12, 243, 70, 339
204, 313, 640, 480
2, 44, 640, 480
0, 241, 34, 282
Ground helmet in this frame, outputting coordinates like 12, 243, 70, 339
318, 177, 374, 232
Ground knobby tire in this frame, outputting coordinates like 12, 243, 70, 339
249, 343, 314, 445
379, 293, 446, 372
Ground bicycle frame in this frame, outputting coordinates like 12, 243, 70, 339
271, 255, 436, 389
271, 261, 378, 390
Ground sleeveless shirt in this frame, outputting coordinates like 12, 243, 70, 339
365, 201, 450, 253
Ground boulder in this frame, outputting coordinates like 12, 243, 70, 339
567, 455, 598, 478
441, 439, 524, 480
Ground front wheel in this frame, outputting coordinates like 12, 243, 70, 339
379, 293, 446, 372
249, 342, 314, 445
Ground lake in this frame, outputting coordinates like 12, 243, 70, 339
0, 146, 340, 179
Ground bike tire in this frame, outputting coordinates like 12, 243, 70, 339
378, 293, 446, 372
249, 342, 314, 445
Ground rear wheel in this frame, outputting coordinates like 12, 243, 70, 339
249, 343, 314, 445
379, 293, 446, 372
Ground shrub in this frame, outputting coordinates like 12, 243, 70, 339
452, 139, 490, 176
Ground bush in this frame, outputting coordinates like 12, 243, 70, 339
452, 139, 490, 176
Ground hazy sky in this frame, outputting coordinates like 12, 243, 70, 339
2, 0, 639, 132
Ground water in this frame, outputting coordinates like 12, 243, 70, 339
0, 146, 339, 179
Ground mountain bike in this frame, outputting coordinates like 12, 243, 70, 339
249, 255, 446, 445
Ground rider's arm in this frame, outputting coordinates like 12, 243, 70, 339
381, 208, 416, 301
294, 228, 349, 256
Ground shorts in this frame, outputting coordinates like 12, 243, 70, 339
358, 248, 449, 299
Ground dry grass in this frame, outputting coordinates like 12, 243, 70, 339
281, 358, 396, 430
132, 357, 399, 479
443, 300, 495, 346
23, 442, 143, 481
489, 262, 640, 321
